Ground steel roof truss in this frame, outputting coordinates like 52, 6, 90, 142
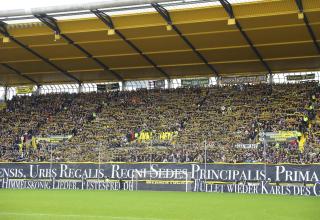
1, 63, 40, 85
219, 0, 272, 75
295, 0, 320, 54
152, 3, 219, 77
92, 9, 171, 79
0, 21, 81, 83
34, 14, 124, 81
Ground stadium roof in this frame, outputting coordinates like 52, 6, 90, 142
0, 0, 319, 86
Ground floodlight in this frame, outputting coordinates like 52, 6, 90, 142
227, 18, 236, 25
298, 12, 304, 20
108, 29, 115, 35
54, 33, 61, 41
2, 36, 10, 43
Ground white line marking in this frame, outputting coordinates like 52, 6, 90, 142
0, 212, 164, 220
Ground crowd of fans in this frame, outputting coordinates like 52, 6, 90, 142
0, 81, 319, 164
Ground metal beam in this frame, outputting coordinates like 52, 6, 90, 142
0, 54, 317, 73
219, 0, 272, 75
152, 3, 219, 77
92, 9, 171, 79
295, 0, 320, 54
219, 0, 234, 18
35, 14, 124, 81
1, 63, 40, 85
34, 14, 61, 35
0, 21, 81, 84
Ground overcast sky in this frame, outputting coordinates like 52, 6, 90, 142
1, 0, 262, 10
1, 0, 107, 10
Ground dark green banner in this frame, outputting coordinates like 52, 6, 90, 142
181, 78, 209, 87
287, 74, 315, 81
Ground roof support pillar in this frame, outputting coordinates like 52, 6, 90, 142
167, 79, 172, 89
4, 86, 8, 102
268, 74, 273, 85
78, 83, 83, 93
216, 76, 221, 86
122, 81, 127, 91
35, 85, 41, 95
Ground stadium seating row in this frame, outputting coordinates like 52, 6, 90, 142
0, 82, 319, 163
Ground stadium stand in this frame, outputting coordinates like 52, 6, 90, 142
0, 81, 319, 163
0, 0, 319, 165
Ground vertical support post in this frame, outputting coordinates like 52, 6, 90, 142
4, 86, 8, 102
122, 81, 127, 91
263, 133, 267, 182
78, 83, 83, 93
50, 144, 53, 182
150, 139, 153, 181
167, 79, 172, 89
216, 76, 222, 87
185, 170, 188, 193
36, 85, 41, 95
98, 142, 101, 190
268, 74, 273, 85
204, 140, 207, 185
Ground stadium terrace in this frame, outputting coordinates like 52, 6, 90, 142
0, 3, 320, 219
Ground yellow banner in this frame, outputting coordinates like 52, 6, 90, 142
0, 102, 6, 110
136, 131, 178, 142
36, 135, 72, 143
265, 131, 302, 142
159, 131, 178, 141
16, 86, 34, 94
137, 132, 153, 141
